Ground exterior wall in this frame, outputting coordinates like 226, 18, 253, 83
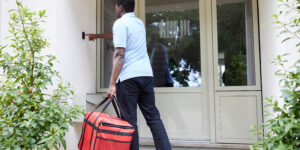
0, 0, 97, 149
258, 0, 300, 112
0, 0, 2, 41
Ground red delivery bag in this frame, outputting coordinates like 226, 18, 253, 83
78, 97, 135, 150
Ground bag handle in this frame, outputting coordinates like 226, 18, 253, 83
111, 98, 121, 118
93, 97, 121, 118
93, 97, 109, 111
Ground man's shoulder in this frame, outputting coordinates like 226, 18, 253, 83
113, 18, 126, 29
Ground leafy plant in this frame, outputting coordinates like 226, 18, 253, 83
0, 1, 84, 150
250, 0, 300, 149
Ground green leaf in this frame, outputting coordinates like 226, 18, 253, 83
60, 137, 67, 150
39, 10, 46, 18
284, 123, 293, 134
281, 37, 292, 43
272, 14, 278, 19
274, 100, 278, 107
16, 1, 22, 7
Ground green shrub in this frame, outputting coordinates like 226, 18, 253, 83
0, 1, 84, 150
250, 0, 300, 149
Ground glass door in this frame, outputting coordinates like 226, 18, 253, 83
136, 0, 211, 141
213, 0, 261, 91
212, 0, 263, 143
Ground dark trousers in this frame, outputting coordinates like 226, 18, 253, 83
116, 76, 171, 150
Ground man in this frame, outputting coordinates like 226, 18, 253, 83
85, 0, 171, 149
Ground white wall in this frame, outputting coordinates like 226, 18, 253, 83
0, 0, 97, 149
0, 0, 2, 77
258, 0, 300, 112
0, 0, 2, 41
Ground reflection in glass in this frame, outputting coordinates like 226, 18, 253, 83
146, 0, 201, 87
217, 0, 256, 86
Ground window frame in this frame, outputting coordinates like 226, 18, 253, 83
96, 0, 207, 93
212, 0, 261, 91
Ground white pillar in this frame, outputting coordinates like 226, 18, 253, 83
258, 0, 300, 115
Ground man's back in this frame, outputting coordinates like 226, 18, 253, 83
113, 12, 153, 82
110, 1, 171, 149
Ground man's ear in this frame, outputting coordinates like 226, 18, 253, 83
120, 5, 125, 13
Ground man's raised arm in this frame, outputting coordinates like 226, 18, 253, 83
85, 32, 113, 41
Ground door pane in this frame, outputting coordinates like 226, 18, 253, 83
217, 0, 256, 86
101, 0, 116, 88
145, 0, 201, 87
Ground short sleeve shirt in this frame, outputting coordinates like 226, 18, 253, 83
113, 12, 153, 82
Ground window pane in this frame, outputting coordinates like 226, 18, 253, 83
146, 0, 201, 87
217, 0, 256, 86
101, 0, 116, 88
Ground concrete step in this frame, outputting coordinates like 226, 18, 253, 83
140, 139, 250, 150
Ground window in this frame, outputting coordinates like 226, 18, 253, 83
216, 0, 256, 86
99, 0, 117, 88
145, 0, 201, 87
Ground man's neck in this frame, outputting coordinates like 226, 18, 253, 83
120, 12, 127, 18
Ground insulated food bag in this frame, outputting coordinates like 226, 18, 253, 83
78, 97, 135, 150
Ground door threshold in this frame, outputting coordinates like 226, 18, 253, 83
140, 139, 251, 149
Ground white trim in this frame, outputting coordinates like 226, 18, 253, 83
245, 0, 255, 86
100, 0, 105, 89
212, 0, 261, 91
98, 87, 204, 93
217, 0, 246, 5
252, 0, 261, 90
146, 2, 199, 13
96, 0, 103, 92
203, 0, 217, 143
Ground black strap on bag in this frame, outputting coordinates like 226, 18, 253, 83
111, 97, 121, 118
93, 97, 109, 111
93, 97, 121, 118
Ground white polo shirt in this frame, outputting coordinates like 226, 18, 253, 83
113, 12, 153, 82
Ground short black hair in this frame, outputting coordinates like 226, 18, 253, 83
116, 0, 135, 12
